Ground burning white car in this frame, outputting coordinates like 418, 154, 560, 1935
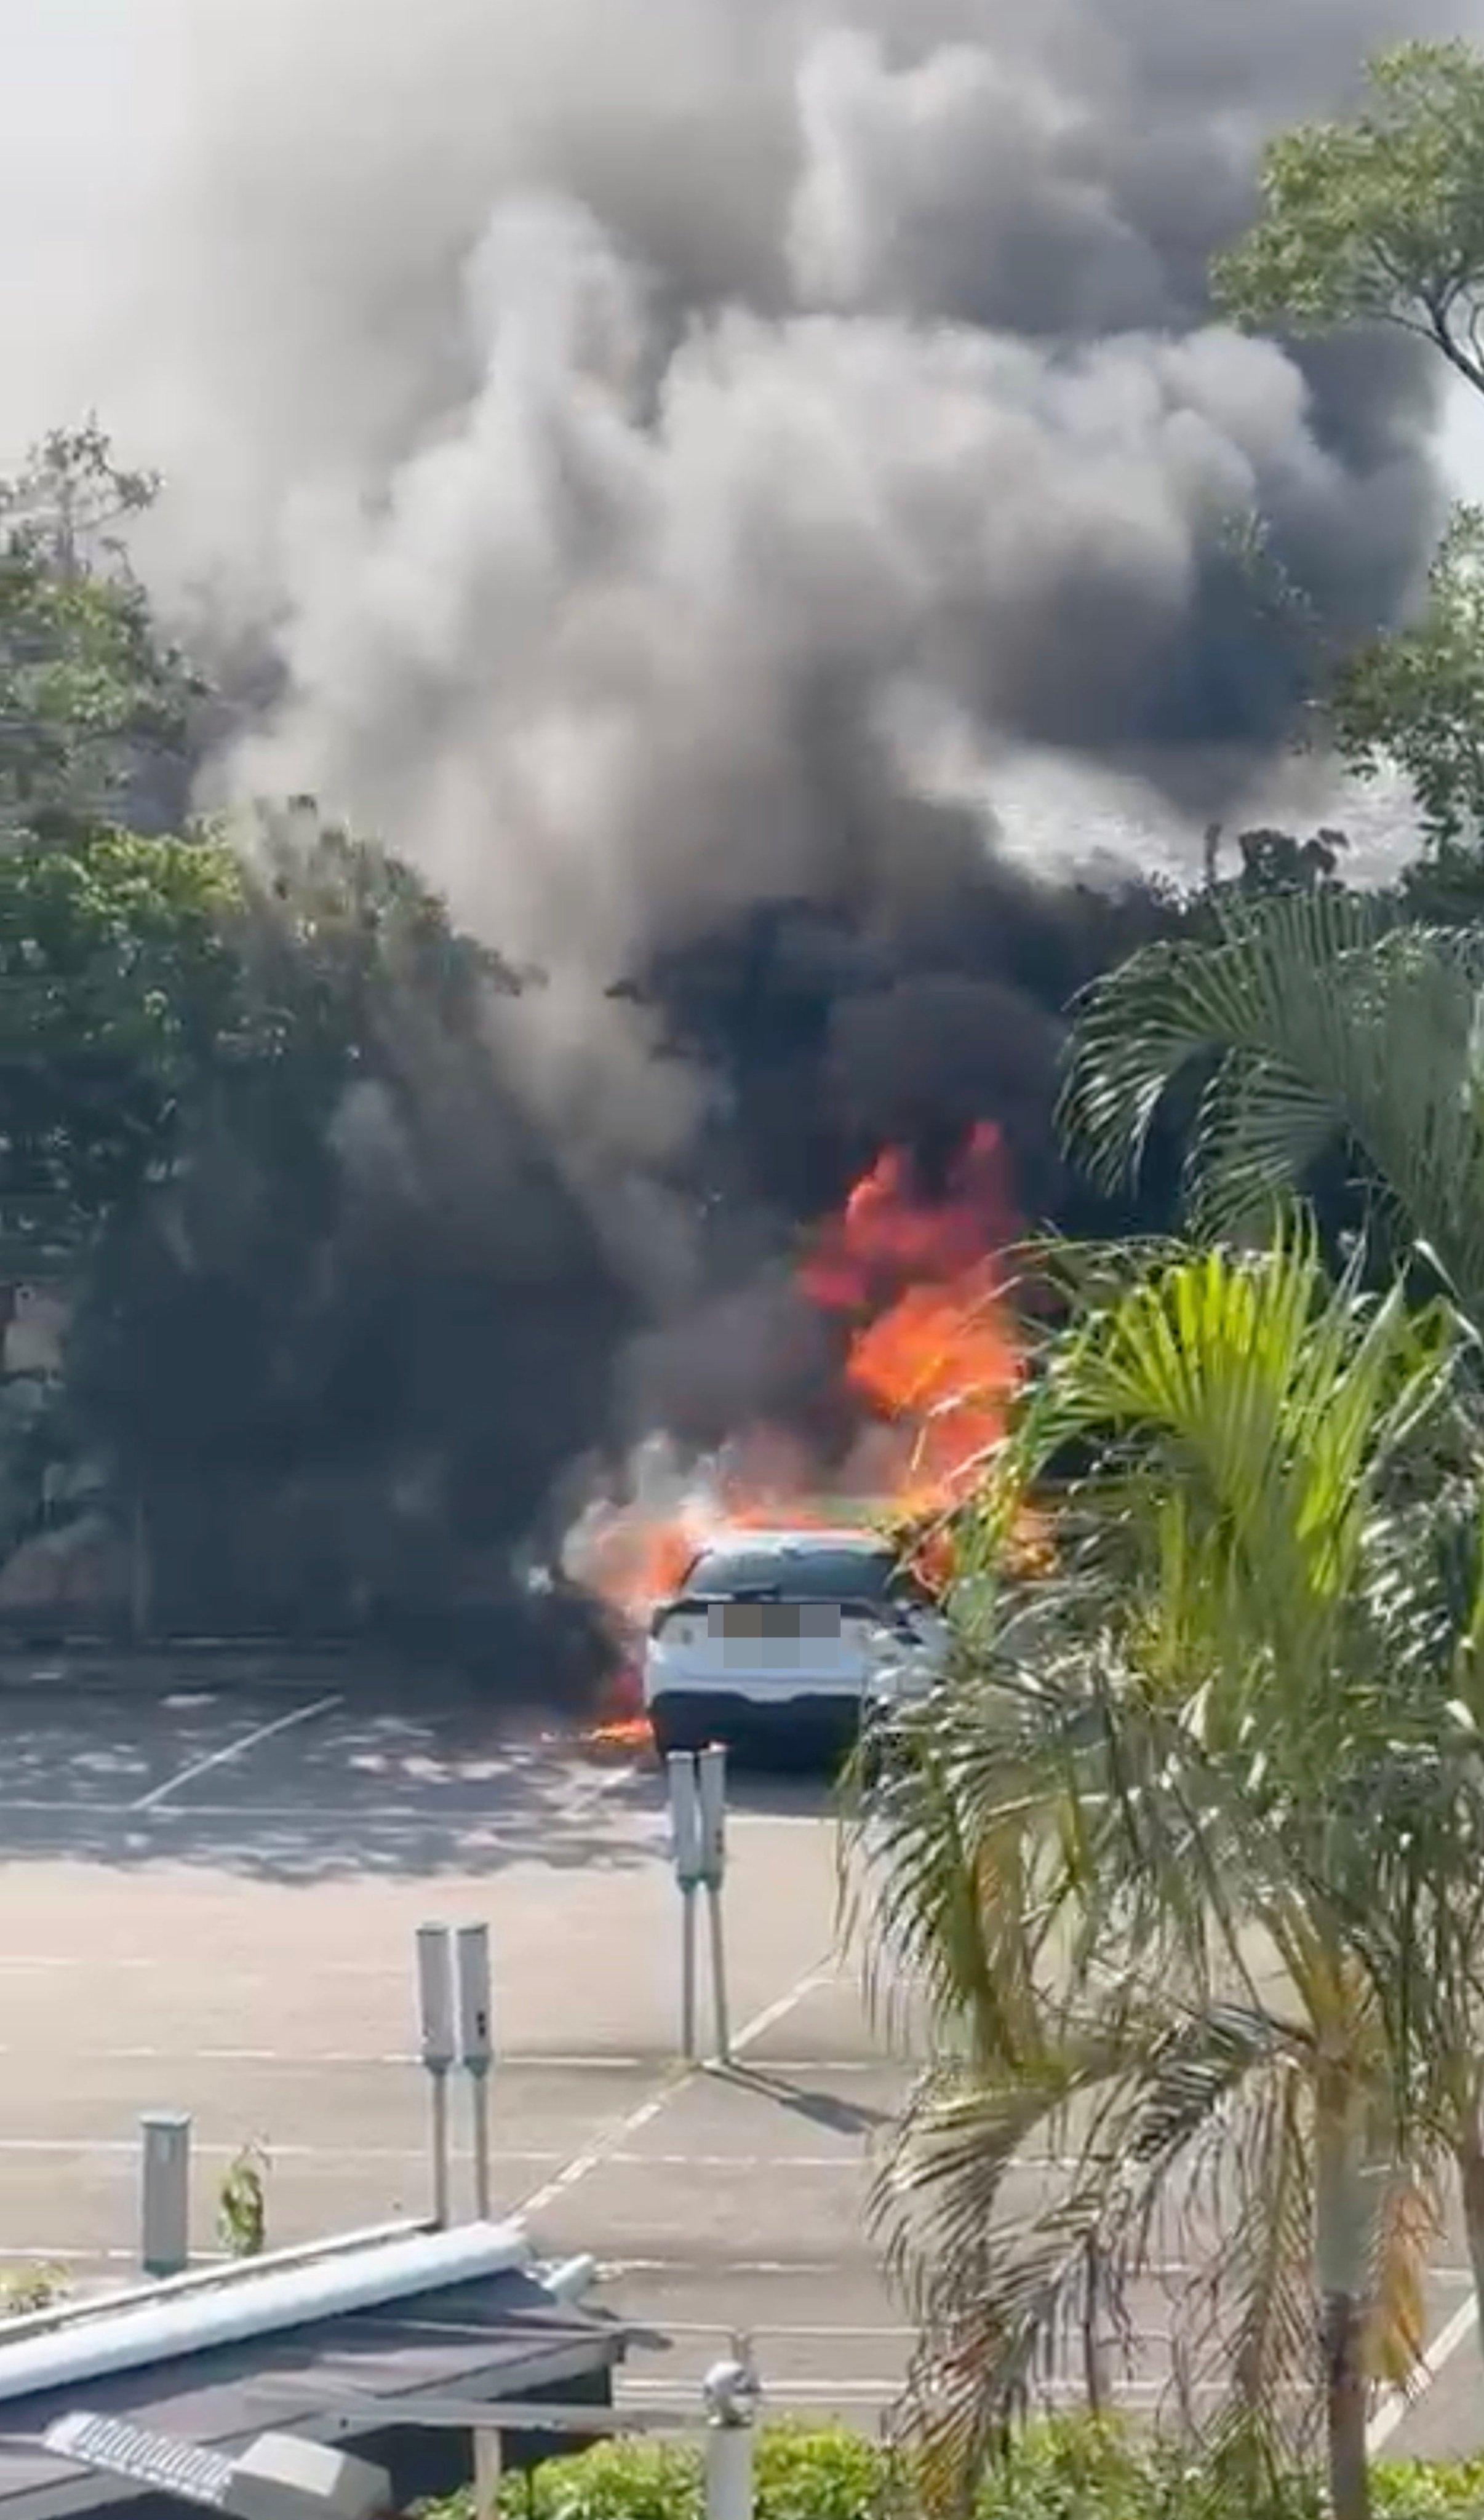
641, 1525, 947, 1759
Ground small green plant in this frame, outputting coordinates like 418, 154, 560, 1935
217, 2139, 269, 2258
0, 2263, 68, 2317
413, 2420, 1484, 2520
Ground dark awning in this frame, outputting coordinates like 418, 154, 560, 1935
0, 2266, 625, 2520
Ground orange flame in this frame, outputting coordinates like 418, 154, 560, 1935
568, 1123, 1025, 1742
804, 1123, 1021, 1517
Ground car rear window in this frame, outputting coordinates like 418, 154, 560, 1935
682, 1543, 899, 1603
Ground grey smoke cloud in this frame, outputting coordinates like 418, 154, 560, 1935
0, 0, 1474, 1136
6, 0, 1482, 1608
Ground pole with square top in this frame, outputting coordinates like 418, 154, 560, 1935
667, 1753, 703, 2060
697, 1745, 730, 2063
140, 2111, 191, 2278
455, 1923, 493, 2222
415, 1925, 455, 2228
666, 1745, 730, 2063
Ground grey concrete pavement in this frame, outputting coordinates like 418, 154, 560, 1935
0, 1685, 1475, 2445
0, 1686, 911, 2413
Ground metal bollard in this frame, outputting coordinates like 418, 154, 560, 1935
456, 1924, 493, 2222
415, 1926, 456, 2227
668, 1748, 732, 2063
140, 2111, 191, 2278
667, 1755, 703, 2061
703, 2335, 760, 2520
696, 1746, 730, 2062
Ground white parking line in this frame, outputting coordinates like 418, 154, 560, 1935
1368, 2294, 1480, 2452
620, 2376, 900, 2403
130, 1696, 343, 1811
602, 2308, 913, 2335
82, 2048, 665, 2070
0, 2136, 564, 2163
517, 1964, 832, 2219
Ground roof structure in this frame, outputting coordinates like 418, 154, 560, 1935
0, 2255, 625, 2520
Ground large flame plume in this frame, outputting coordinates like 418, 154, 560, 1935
564, 1122, 1024, 1739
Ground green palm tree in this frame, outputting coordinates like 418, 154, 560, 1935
862, 1232, 1473, 2520
1057, 883, 1484, 2315
1058, 890, 1484, 1330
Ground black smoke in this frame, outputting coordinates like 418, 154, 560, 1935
0, 0, 1472, 1648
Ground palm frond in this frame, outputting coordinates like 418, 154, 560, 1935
876, 1998, 1299, 2499
1058, 896, 1484, 1331
1177, 2049, 1318, 2474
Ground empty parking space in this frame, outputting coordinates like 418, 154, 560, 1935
0, 1695, 326, 1810
0, 1680, 1473, 2444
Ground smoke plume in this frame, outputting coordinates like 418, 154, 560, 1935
0, 0, 1475, 1626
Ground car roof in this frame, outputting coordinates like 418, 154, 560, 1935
691, 1527, 890, 1553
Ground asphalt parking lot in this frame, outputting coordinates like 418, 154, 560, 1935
0, 1675, 903, 2421
0, 1675, 1472, 2450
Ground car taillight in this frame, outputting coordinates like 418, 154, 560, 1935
650, 1603, 703, 1645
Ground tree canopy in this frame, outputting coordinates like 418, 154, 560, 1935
0, 423, 202, 843
1213, 41, 1484, 397
1327, 504, 1484, 850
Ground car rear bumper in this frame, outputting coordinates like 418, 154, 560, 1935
647, 1688, 871, 1756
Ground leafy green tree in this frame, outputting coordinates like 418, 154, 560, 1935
1213, 42, 1484, 397
65, 807, 624, 1638
1211, 47, 1484, 852
0, 424, 203, 842
0, 825, 247, 1278
1325, 509, 1484, 850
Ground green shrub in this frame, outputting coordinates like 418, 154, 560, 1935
1374, 2461, 1484, 2520
417, 2419, 1484, 2520
753, 2425, 885, 2520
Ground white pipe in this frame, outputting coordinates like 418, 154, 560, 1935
705, 2423, 755, 2520
540, 2256, 598, 2305
0, 2223, 530, 2407
0, 2223, 428, 2348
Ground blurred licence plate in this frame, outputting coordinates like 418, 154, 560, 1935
711, 1606, 842, 1638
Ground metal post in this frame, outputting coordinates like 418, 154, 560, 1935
668, 1753, 703, 2062
681, 1888, 699, 2063
428, 2070, 451, 2231
456, 1925, 493, 2222
703, 2336, 760, 2520
698, 1746, 729, 2063
472, 2428, 501, 2520
416, 1925, 456, 2229
468, 2076, 491, 2224
706, 1888, 730, 2064
140, 2111, 191, 2278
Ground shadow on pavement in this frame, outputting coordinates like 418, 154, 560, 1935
0, 1687, 843, 1884
710, 2062, 893, 2138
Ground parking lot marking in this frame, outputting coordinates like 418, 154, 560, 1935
86, 2046, 661, 2069
620, 2376, 900, 2402
517, 1964, 832, 2219
605, 2311, 914, 2336
0, 2134, 566, 2163
1368, 2293, 1480, 2452
130, 1694, 343, 1810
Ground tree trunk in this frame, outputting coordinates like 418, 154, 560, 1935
1322, 2288, 1371, 2520
1080, 2240, 1109, 2417
1315, 2068, 1373, 2520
